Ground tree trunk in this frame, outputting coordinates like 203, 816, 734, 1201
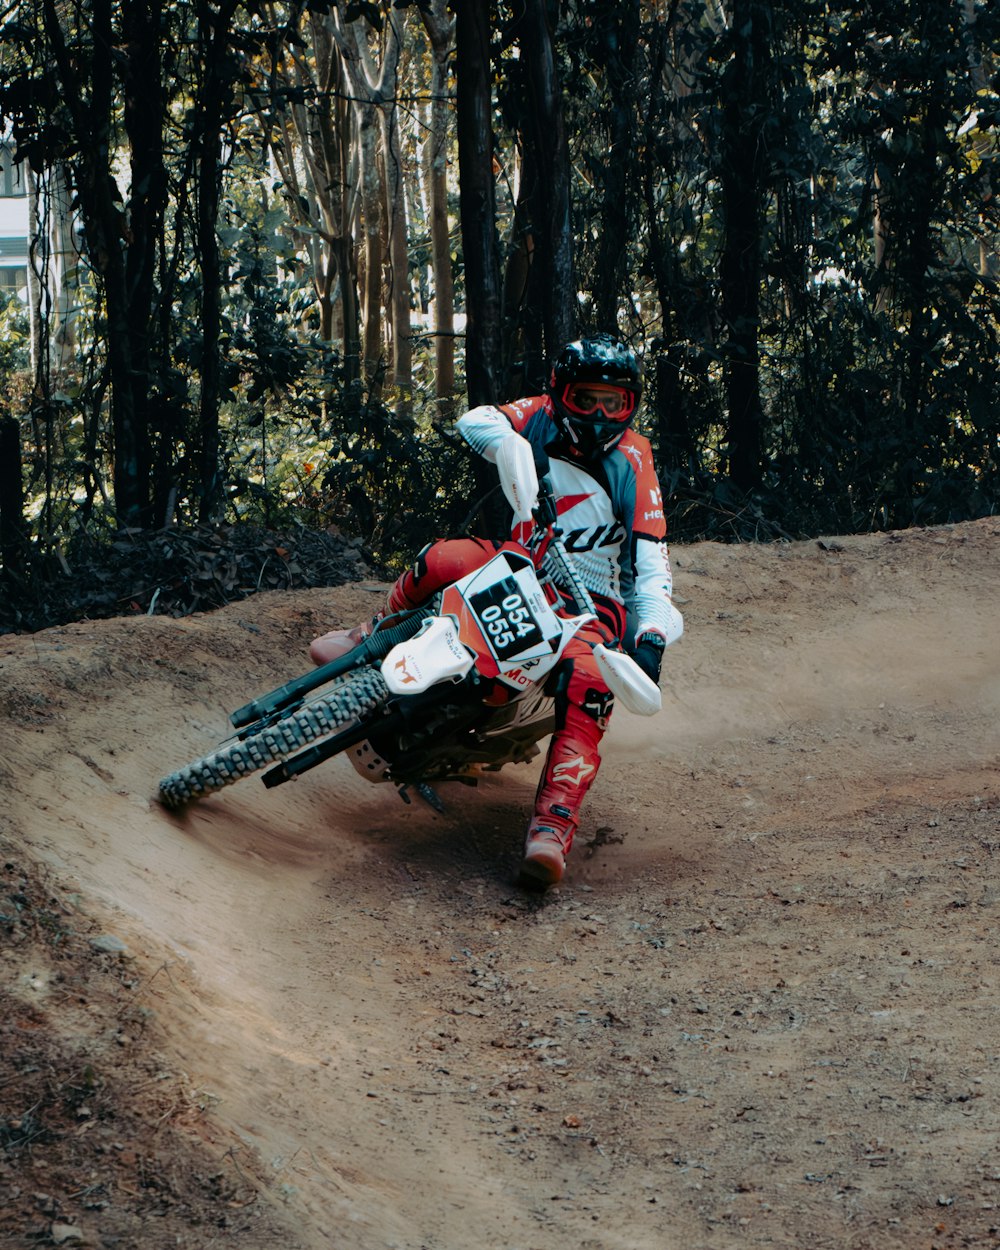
358, 101, 386, 392
380, 98, 413, 403
259, 9, 361, 392
420, 2, 457, 410
330, 8, 414, 399
592, 0, 640, 332
40, 0, 176, 526
194, 1, 237, 521
0, 416, 26, 579
48, 163, 80, 369
503, 150, 545, 391
335, 90, 362, 396
454, 0, 503, 406
42, 0, 151, 526
26, 166, 43, 375
719, 0, 769, 493
514, 0, 574, 362
122, 0, 169, 512
497, 0, 573, 390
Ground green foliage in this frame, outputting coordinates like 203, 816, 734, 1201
0, 298, 29, 378
620, 0, 1000, 537
1, 0, 998, 623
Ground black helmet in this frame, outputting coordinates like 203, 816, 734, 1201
548, 335, 643, 458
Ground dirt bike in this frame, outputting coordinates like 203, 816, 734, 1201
157, 435, 677, 813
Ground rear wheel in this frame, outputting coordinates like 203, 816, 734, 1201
158, 668, 390, 809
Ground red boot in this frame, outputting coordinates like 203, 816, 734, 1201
519, 700, 603, 888
309, 620, 371, 666
521, 818, 576, 887
311, 537, 525, 666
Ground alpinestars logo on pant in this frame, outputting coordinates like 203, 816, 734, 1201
552, 756, 596, 786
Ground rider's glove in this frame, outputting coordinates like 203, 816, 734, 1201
633, 632, 666, 684
533, 479, 558, 528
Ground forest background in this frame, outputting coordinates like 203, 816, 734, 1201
0, 0, 997, 632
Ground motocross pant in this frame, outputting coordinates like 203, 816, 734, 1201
388, 538, 614, 855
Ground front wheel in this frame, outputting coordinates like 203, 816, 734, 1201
158, 668, 390, 809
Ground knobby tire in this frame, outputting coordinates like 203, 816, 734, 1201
158, 668, 390, 809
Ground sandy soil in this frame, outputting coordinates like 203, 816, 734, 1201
1, 518, 999, 1250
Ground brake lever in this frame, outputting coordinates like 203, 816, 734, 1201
532, 477, 558, 529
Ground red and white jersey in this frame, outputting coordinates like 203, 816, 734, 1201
456, 397, 679, 647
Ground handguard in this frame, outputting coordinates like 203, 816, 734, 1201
593, 645, 663, 717
495, 433, 540, 524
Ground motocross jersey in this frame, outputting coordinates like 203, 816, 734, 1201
456, 397, 679, 648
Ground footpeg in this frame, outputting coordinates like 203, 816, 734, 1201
398, 782, 446, 813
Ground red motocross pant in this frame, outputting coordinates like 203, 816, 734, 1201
387, 537, 615, 851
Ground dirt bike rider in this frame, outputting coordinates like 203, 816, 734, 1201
310, 334, 680, 887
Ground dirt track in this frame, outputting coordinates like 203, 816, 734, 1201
2, 519, 999, 1249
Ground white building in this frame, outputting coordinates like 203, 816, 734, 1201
0, 142, 29, 300
0, 139, 82, 367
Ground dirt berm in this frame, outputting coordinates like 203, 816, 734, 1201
2, 518, 998, 1249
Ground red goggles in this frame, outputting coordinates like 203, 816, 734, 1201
561, 382, 636, 422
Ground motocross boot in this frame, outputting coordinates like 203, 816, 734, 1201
309, 538, 515, 666
308, 620, 372, 666
308, 566, 436, 666
520, 815, 577, 888
519, 701, 603, 889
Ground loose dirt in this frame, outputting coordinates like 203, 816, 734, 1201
1, 518, 998, 1250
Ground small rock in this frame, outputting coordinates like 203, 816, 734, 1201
89, 934, 128, 954
51, 1224, 84, 1245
